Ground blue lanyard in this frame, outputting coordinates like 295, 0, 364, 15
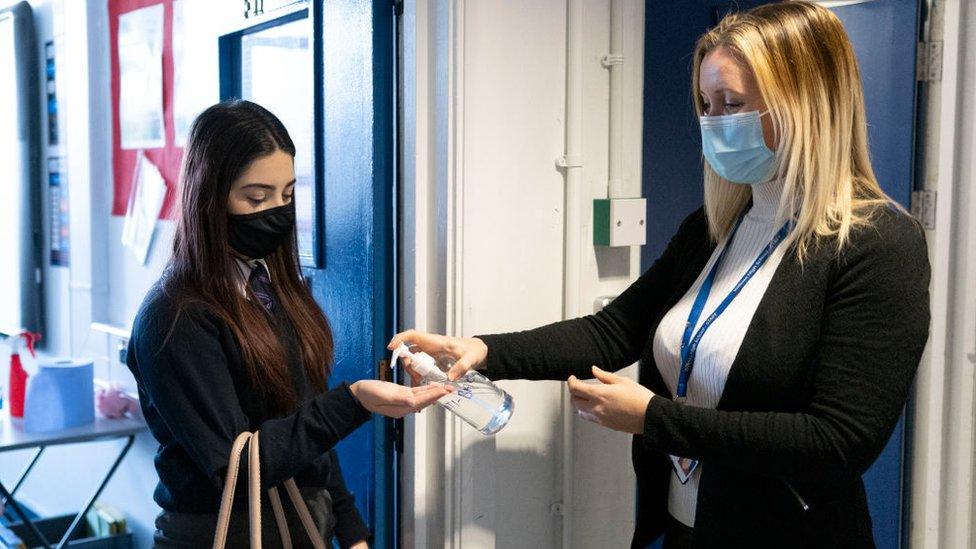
676, 214, 791, 401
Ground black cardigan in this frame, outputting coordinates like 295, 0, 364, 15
478, 206, 930, 548
127, 279, 372, 547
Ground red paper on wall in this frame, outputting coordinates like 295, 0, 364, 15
109, 0, 181, 219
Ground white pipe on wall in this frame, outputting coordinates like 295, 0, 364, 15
560, 0, 584, 546
446, 0, 466, 545
607, 0, 625, 199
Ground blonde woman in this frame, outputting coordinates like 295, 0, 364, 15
391, 3, 929, 547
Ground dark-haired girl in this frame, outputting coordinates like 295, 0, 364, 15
127, 100, 449, 548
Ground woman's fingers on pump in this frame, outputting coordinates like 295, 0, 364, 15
388, 329, 441, 353
387, 329, 418, 350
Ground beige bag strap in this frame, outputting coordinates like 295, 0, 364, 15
284, 478, 328, 549
214, 432, 252, 549
268, 487, 292, 548
213, 431, 328, 549
248, 432, 263, 548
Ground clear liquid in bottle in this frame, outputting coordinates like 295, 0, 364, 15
392, 344, 514, 435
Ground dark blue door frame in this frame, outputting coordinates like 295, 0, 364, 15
219, 1, 397, 545
640, 2, 920, 548
314, 1, 396, 546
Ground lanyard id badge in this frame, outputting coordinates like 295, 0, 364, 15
668, 214, 790, 484
669, 455, 700, 485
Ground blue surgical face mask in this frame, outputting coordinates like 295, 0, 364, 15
699, 110, 777, 184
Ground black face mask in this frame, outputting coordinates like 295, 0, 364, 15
228, 201, 296, 259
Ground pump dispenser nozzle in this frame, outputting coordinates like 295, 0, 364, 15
390, 343, 443, 380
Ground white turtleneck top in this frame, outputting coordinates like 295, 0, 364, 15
652, 178, 789, 528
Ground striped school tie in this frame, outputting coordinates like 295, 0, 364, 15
248, 262, 275, 312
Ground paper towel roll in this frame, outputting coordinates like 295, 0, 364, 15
23, 359, 95, 433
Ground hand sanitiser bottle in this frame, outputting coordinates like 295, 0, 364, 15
391, 343, 514, 435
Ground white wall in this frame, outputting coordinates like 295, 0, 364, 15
401, 1, 645, 547
458, 2, 567, 545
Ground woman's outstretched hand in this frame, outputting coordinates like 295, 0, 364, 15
349, 380, 453, 418
568, 366, 655, 434
387, 330, 488, 382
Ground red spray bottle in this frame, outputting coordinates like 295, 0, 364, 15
9, 331, 40, 418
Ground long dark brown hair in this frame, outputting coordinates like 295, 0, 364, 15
165, 100, 331, 412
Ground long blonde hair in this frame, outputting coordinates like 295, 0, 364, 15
693, 1, 892, 260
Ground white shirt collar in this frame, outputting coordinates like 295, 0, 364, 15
232, 256, 271, 296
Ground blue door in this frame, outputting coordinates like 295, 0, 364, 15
642, 1, 920, 547
220, 0, 396, 545
314, 1, 396, 546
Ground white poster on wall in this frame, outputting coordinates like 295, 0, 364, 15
118, 4, 165, 149
172, 0, 192, 146
121, 152, 167, 265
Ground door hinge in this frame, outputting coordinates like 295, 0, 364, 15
911, 190, 937, 230
917, 41, 943, 82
